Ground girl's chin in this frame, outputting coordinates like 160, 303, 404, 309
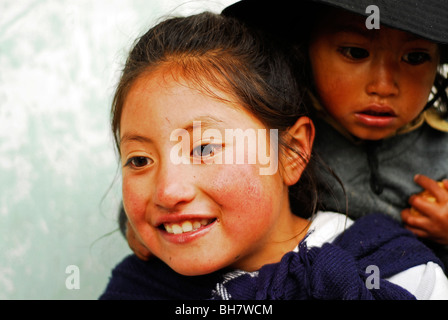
165, 260, 226, 276
158, 248, 242, 276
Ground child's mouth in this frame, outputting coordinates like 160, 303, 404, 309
355, 106, 397, 127
360, 110, 395, 117
162, 218, 216, 235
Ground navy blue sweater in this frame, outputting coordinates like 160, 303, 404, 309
100, 213, 443, 300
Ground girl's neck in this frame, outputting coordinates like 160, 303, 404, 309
233, 214, 310, 272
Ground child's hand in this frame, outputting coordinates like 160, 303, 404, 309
401, 174, 448, 245
126, 221, 152, 261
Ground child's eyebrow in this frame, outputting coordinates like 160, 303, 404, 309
334, 23, 427, 44
333, 23, 376, 39
403, 33, 428, 42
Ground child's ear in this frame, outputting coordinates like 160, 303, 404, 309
281, 116, 315, 186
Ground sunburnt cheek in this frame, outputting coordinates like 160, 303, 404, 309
122, 182, 148, 222
209, 165, 274, 224
122, 185, 162, 254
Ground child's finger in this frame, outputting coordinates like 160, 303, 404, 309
401, 208, 431, 238
408, 194, 438, 218
402, 206, 448, 244
402, 207, 429, 227
126, 221, 152, 260
443, 179, 448, 190
404, 224, 430, 239
135, 248, 151, 261
414, 174, 448, 202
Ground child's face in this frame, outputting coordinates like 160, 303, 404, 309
119, 69, 306, 275
309, 9, 439, 140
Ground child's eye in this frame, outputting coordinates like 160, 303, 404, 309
191, 144, 222, 159
402, 52, 431, 65
125, 156, 153, 169
338, 47, 370, 60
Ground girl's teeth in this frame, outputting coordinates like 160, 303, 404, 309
165, 224, 173, 233
181, 221, 193, 232
172, 224, 183, 234
164, 219, 212, 234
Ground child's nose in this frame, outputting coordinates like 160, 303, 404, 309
366, 56, 400, 98
153, 162, 196, 210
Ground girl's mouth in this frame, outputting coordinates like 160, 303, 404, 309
161, 218, 216, 235
158, 218, 217, 244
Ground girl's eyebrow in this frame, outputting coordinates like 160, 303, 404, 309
183, 116, 226, 132
120, 116, 225, 146
120, 133, 153, 146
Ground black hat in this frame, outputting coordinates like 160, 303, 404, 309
223, 0, 448, 63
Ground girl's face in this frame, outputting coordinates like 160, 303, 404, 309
309, 10, 439, 140
119, 69, 309, 276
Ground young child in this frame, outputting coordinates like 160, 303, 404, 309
222, 0, 448, 270
100, 12, 448, 299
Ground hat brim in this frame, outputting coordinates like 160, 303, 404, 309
223, 0, 448, 64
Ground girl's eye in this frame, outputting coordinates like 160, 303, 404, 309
125, 156, 152, 169
191, 144, 222, 159
402, 52, 431, 65
339, 47, 370, 60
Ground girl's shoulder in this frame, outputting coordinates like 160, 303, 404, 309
303, 211, 354, 249
305, 212, 448, 299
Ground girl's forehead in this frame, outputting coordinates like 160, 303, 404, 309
122, 70, 264, 131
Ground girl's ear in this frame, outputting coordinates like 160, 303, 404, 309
281, 116, 315, 186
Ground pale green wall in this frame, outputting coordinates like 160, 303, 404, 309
0, 0, 237, 300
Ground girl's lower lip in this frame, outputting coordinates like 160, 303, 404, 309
159, 220, 216, 244
354, 113, 396, 127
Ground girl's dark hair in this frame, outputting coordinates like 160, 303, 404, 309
111, 12, 319, 218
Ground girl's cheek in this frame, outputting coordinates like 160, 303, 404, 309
122, 178, 147, 221
212, 165, 260, 198
209, 164, 274, 221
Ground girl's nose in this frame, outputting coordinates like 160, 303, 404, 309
153, 162, 196, 210
366, 55, 400, 98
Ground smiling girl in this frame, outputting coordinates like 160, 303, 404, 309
118, 67, 309, 276
100, 12, 448, 299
